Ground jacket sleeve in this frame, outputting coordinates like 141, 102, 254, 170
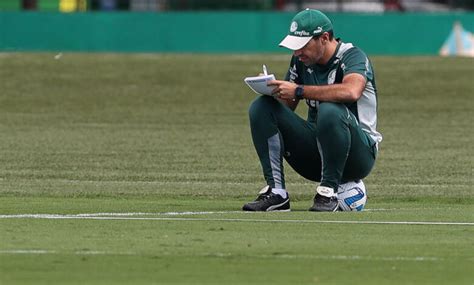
340, 47, 374, 82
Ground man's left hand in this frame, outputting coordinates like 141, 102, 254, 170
267, 80, 298, 100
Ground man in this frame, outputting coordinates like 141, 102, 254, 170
243, 9, 382, 212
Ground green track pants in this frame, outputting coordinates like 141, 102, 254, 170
249, 95, 377, 191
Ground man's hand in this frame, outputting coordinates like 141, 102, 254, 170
267, 80, 298, 100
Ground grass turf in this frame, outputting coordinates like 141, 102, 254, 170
0, 53, 473, 284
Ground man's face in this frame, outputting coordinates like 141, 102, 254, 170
293, 35, 326, 66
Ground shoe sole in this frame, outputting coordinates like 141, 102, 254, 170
308, 208, 339, 212
242, 208, 291, 212
308, 200, 340, 212
308, 205, 339, 212
267, 208, 291, 212
242, 199, 290, 212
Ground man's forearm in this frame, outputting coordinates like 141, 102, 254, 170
268, 73, 366, 103
302, 83, 359, 103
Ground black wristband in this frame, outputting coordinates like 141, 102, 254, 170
295, 85, 304, 100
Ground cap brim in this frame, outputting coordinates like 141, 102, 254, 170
279, 35, 312, 50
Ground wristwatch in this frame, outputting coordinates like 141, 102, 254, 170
295, 85, 304, 100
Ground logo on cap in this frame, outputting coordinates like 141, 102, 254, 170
313, 27, 323, 34
294, 30, 310, 36
290, 21, 298, 32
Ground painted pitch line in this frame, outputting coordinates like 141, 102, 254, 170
0, 207, 443, 219
61, 180, 472, 188
2, 178, 469, 188
72, 211, 243, 216
0, 214, 472, 226
0, 211, 242, 219
0, 249, 443, 262
264, 254, 442, 262
0, 249, 54, 254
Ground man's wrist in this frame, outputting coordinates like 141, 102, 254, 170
295, 85, 304, 100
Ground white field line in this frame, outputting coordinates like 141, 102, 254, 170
365, 207, 449, 212
240, 253, 443, 262
62, 180, 473, 188
0, 250, 55, 254
1, 178, 469, 188
0, 211, 241, 219
0, 209, 441, 219
0, 212, 472, 226
0, 208, 446, 219
72, 211, 243, 216
0, 249, 443, 262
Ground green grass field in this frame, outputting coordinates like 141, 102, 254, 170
0, 53, 473, 284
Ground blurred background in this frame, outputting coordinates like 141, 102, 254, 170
1, 0, 474, 12
0, 1, 473, 55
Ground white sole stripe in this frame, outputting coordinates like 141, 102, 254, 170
0, 213, 472, 226
266, 199, 290, 211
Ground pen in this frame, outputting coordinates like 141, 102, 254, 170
262, 64, 268, 76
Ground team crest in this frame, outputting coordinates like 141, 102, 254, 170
290, 21, 298, 33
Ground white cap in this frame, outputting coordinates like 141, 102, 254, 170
279, 35, 313, 50
279, 9, 333, 50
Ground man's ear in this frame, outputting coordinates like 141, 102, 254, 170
322, 32, 330, 43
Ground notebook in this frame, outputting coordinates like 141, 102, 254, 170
244, 74, 276, 96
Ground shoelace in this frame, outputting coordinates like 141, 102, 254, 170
256, 193, 274, 201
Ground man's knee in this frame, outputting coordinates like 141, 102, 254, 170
249, 95, 279, 122
317, 102, 349, 130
